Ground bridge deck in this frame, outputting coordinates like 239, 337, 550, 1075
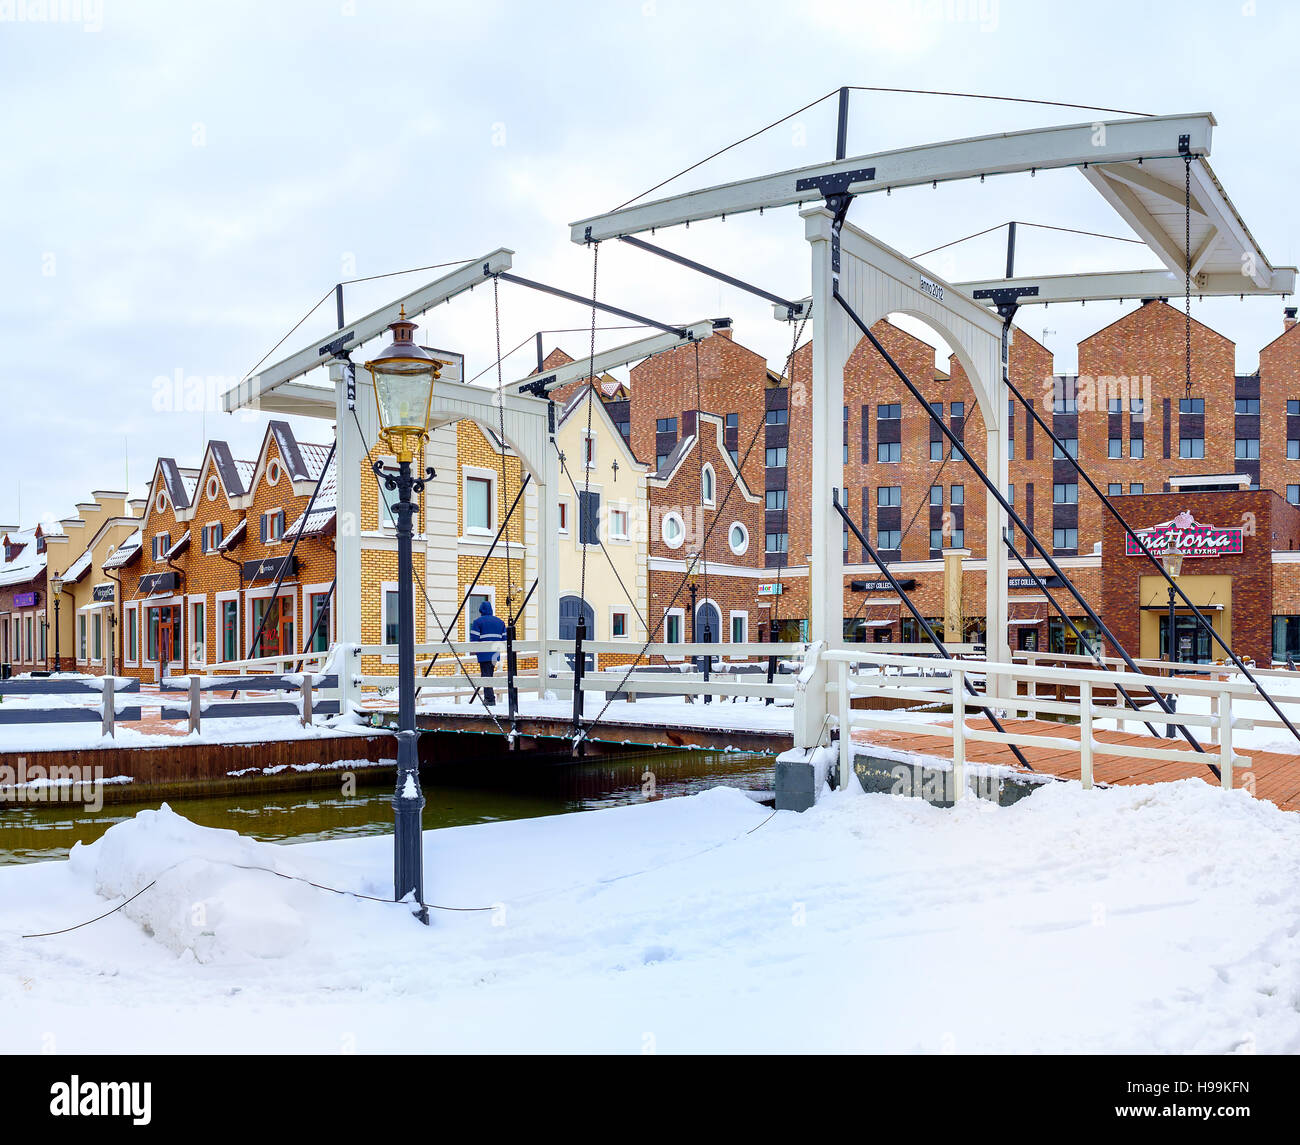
854, 718, 1300, 812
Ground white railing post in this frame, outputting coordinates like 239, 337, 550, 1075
837, 659, 853, 792
951, 665, 965, 802
189, 675, 201, 736
1079, 679, 1093, 790
1219, 686, 1234, 792
301, 674, 314, 728
101, 676, 115, 739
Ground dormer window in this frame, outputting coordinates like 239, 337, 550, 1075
36, 535, 46, 555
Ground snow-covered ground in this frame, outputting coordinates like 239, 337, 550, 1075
3, 778, 1298, 1053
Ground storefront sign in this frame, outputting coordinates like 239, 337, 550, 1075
757, 583, 784, 595
1126, 519, 1243, 559
93, 584, 115, 603
138, 572, 176, 596
1008, 575, 1064, 589
851, 578, 917, 592
13, 591, 39, 607
243, 555, 298, 582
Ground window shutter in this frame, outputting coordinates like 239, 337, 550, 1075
579, 491, 600, 545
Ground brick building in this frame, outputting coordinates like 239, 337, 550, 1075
0, 524, 52, 673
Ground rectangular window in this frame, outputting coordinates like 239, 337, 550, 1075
725, 413, 738, 429
202, 523, 223, 553
949, 529, 964, 548
929, 486, 942, 506
765, 489, 787, 511
1290, 440, 1300, 460
557, 500, 569, 534
656, 417, 677, 434
1053, 527, 1078, 550
609, 506, 629, 540
1179, 437, 1205, 459
153, 533, 170, 561
1108, 483, 1123, 496
221, 600, 238, 661
1235, 397, 1260, 414
730, 613, 746, 644
877, 403, 901, 419
260, 511, 285, 543
950, 401, 964, 418
930, 528, 944, 550
1289, 486, 1300, 505
877, 485, 901, 507
765, 446, 788, 468
656, 453, 669, 470
1131, 397, 1145, 416
1289, 400, 1300, 416
929, 441, 944, 461
877, 529, 901, 550
383, 589, 400, 648
950, 485, 964, 505
764, 408, 788, 425
1108, 438, 1122, 458
1130, 483, 1144, 494
1179, 397, 1204, 414
1131, 438, 1145, 459
79, 614, 87, 661
583, 433, 596, 469
1053, 482, 1078, 504
877, 441, 901, 463
1235, 438, 1260, 459
190, 602, 204, 662
1053, 438, 1078, 459
765, 532, 788, 553
308, 593, 331, 653
1007, 436, 1015, 460
465, 475, 493, 532
1108, 397, 1123, 414
611, 610, 628, 639
665, 611, 682, 644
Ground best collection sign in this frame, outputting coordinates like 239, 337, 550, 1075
1126, 521, 1244, 559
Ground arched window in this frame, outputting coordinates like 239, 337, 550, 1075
701, 464, 715, 506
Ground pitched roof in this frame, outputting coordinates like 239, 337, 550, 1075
284, 460, 337, 540
102, 530, 142, 570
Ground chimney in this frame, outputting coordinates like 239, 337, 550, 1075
711, 317, 733, 340
1285, 307, 1297, 332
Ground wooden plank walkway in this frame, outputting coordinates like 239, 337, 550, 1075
853, 718, 1300, 812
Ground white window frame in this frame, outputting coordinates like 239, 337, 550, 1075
607, 502, 631, 543
701, 463, 716, 507
609, 606, 631, 641
380, 579, 401, 665
727, 521, 749, 556
728, 610, 749, 659
214, 590, 240, 665
124, 603, 139, 667
301, 581, 334, 654
661, 510, 686, 550
663, 607, 686, 661
244, 585, 295, 663
462, 465, 498, 537
557, 497, 571, 537
582, 429, 597, 470
188, 594, 207, 667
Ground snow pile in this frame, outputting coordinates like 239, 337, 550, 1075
5, 778, 1300, 1052
67, 805, 322, 963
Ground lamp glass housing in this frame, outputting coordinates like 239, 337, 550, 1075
50, 575, 63, 599
364, 309, 443, 462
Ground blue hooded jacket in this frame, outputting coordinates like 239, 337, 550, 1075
469, 599, 507, 665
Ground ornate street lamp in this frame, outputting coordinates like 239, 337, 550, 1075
365, 307, 444, 925
49, 572, 63, 673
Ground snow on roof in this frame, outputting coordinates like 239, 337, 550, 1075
218, 517, 247, 552
0, 526, 47, 588
102, 529, 142, 570
284, 461, 337, 540
62, 546, 94, 584
164, 531, 191, 561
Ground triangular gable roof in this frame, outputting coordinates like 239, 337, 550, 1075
555, 384, 648, 475
195, 439, 253, 502
1079, 298, 1234, 348
249, 421, 332, 491
649, 411, 759, 502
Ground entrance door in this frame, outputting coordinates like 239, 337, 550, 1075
252, 597, 294, 658
1017, 626, 1039, 652
1160, 615, 1213, 664
693, 602, 721, 670
873, 627, 893, 643
156, 605, 180, 667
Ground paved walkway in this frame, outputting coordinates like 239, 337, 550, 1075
854, 717, 1300, 812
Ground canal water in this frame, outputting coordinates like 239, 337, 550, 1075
0, 748, 777, 865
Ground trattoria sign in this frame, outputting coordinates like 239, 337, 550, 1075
1126, 520, 1244, 559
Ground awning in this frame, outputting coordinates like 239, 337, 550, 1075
1141, 602, 1224, 610
164, 532, 190, 561
218, 518, 246, 552
866, 619, 893, 628
1007, 619, 1042, 627
79, 599, 115, 613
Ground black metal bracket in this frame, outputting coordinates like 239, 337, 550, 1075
518, 375, 553, 399
795, 166, 875, 197
973, 285, 1040, 308
1178, 133, 1191, 156
317, 331, 355, 359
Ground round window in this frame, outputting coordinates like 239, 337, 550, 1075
266, 459, 281, 485
661, 511, 685, 549
155, 492, 168, 514
206, 476, 220, 501
728, 522, 749, 555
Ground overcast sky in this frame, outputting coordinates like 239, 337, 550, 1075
3, 0, 1297, 533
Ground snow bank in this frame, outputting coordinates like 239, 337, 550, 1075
67, 805, 322, 963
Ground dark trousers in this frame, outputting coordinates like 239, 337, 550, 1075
478, 660, 496, 704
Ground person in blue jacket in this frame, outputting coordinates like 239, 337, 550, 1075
469, 599, 507, 705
